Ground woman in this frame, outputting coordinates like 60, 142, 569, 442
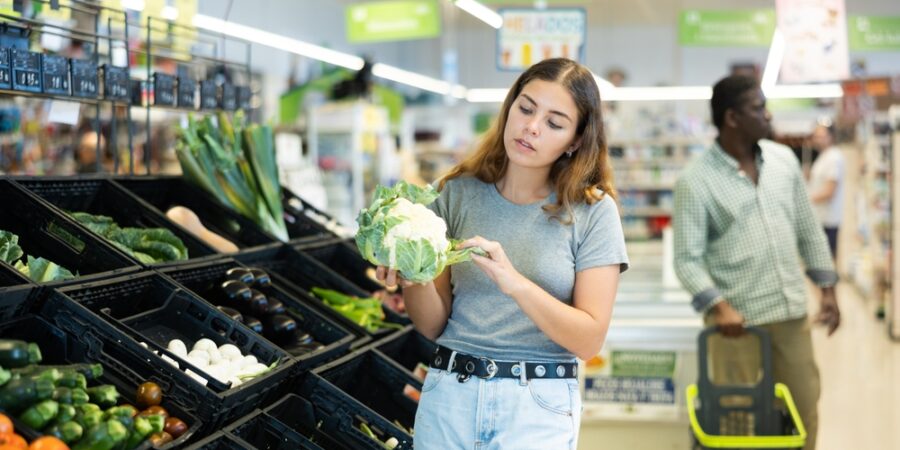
377, 58, 628, 449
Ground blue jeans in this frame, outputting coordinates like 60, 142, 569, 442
414, 367, 582, 450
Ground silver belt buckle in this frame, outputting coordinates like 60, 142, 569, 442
480, 357, 498, 379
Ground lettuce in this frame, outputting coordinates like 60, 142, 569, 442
355, 181, 482, 284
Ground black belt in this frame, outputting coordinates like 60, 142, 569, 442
430, 345, 577, 382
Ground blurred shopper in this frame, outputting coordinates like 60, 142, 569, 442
673, 75, 840, 450
377, 58, 628, 449
808, 124, 845, 260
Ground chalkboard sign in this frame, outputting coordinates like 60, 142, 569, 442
11, 49, 41, 93
220, 83, 237, 111
41, 54, 70, 95
199, 79, 217, 110
0, 48, 10, 90
237, 86, 251, 110
70, 59, 98, 98
177, 77, 196, 109
152, 72, 175, 106
102, 64, 130, 101
130, 79, 144, 106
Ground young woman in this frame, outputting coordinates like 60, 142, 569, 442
376, 58, 628, 449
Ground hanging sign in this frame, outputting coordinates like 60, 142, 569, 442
776, 0, 849, 83
497, 8, 586, 71
678, 9, 775, 47
41, 54, 70, 95
346, 0, 440, 43
848, 15, 900, 50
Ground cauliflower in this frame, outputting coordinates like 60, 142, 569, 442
356, 181, 481, 283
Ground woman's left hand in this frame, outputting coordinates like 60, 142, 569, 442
458, 236, 528, 296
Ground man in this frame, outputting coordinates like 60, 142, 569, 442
673, 75, 840, 450
808, 124, 845, 260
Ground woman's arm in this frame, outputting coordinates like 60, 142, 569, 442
378, 267, 453, 341
460, 236, 619, 360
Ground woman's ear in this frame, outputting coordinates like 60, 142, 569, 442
570, 137, 583, 152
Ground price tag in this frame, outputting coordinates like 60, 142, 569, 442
177, 77, 196, 109
102, 64, 130, 101
70, 59, 98, 98
152, 72, 175, 106
41, 54, 70, 95
199, 79, 217, 109
237, 86, 251, 110
220, 83, 236, 110
0, 48, 10, 90
11, 49, 41, 93
130, 79, 144, 106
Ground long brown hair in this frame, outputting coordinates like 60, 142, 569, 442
439, 58, 616, 224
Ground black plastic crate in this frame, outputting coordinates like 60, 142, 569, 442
112, 176, 278, 250
0, 262, 31, 292
225, 409, 323, 450
372, 325, 436, 376
0, 314, 201, 449
296, 238, 383, 294
263, 394, 350, 450
0, 286, 40, 321
301, 350, 418, 449
183, 432, 247, 450
11, 176, 218, 266
0, 178, 139, 286
43, 272, 296, 430
234, 244, 406, 345
159, 258, 354, 370
280, 185, 341, 245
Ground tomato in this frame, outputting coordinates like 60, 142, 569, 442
0, 415, 12, 435
27, 436, 69, 450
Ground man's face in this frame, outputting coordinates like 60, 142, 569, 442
730, 89, 772, 141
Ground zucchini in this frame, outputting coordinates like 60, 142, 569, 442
0, 339, 41, 368
0, 377, 55, 412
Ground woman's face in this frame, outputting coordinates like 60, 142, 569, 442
503, 79, 580, 170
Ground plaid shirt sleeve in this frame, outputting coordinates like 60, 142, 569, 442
791, 163, 839, 287
673, 174, 723, 313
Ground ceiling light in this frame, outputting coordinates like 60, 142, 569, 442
764, 83, 843, 99
761, 29, 785, 89
454, 0, 503, 29
372, 63, 465, 96
604, 86, 713, 101
466, 88, 508, 103
161, 5, 179, 21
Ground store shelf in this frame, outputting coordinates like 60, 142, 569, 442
624, 207, 672, 217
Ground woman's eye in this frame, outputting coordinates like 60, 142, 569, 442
519, 106, 532, 114
548, 121, 562, 130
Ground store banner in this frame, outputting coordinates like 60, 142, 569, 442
776, 0, 850, 83
497, 8, 586, 71
848, 16, 900, 51
583, 349, 678, 417
346, 0, 441, 43
678, 9, 775, 47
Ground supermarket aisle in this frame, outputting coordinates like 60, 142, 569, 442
812, 280, 900, 449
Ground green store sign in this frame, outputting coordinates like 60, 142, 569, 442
849, 16, 900, 50
346, 0, 441, 43
611, 350, 676, 378
679, 9, 775, 47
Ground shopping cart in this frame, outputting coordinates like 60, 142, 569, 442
686, 326, 807, 449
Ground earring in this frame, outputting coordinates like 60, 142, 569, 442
565, 149, 573, 157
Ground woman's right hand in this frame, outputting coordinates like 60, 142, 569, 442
375, 266, 419, 289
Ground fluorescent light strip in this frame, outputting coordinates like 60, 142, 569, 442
454, 0, 504, 29
467, 88, 508, 103
764, 84, 843, 99
761, 29, 785, 89
372, 63, 466, 96
192, 14, 365, 70
605, 86, 712, 101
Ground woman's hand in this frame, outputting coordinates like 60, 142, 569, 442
458, 236, 528, 296
375, 266, 420, 289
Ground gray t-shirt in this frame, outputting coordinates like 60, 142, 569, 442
429, 176, 629, 362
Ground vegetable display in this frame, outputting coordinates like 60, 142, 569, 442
310, 288, 404, 333
67, 213, 188, 265
0, 340, 187, 449
163, 207, 238, 254
355, 181, 483, 283
0, 230, 75, 283
155, 338, 274, 388
174, 111, 288, 241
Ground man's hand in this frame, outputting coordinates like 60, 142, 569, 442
712, 301, 745, 337
816, 287, 840, 336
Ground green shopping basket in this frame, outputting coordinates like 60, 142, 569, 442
686, 326, 807, 449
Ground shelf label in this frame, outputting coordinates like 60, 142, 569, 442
177, 77, 196, 109
199, 79, 217, 109
70, 59, 98, 98
103, 65, 130, 101
11, 49, 42, 93
152, 72, 175, 106
220, 83, 236, 110
41, 54, 70, 95
0, 48, 10, 90
583, 349, 679, 418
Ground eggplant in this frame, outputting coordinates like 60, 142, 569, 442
249, 268, 271, 287
295, 332, 313, 345
243, 316, 264, 334
285, 341, 324, 356
263, 314, 297, 345
224, 267, 254, 284
248, 289, 269, 317
266, 298, 285, 315
217, 306, 244, 323
221, 280, 252, 304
